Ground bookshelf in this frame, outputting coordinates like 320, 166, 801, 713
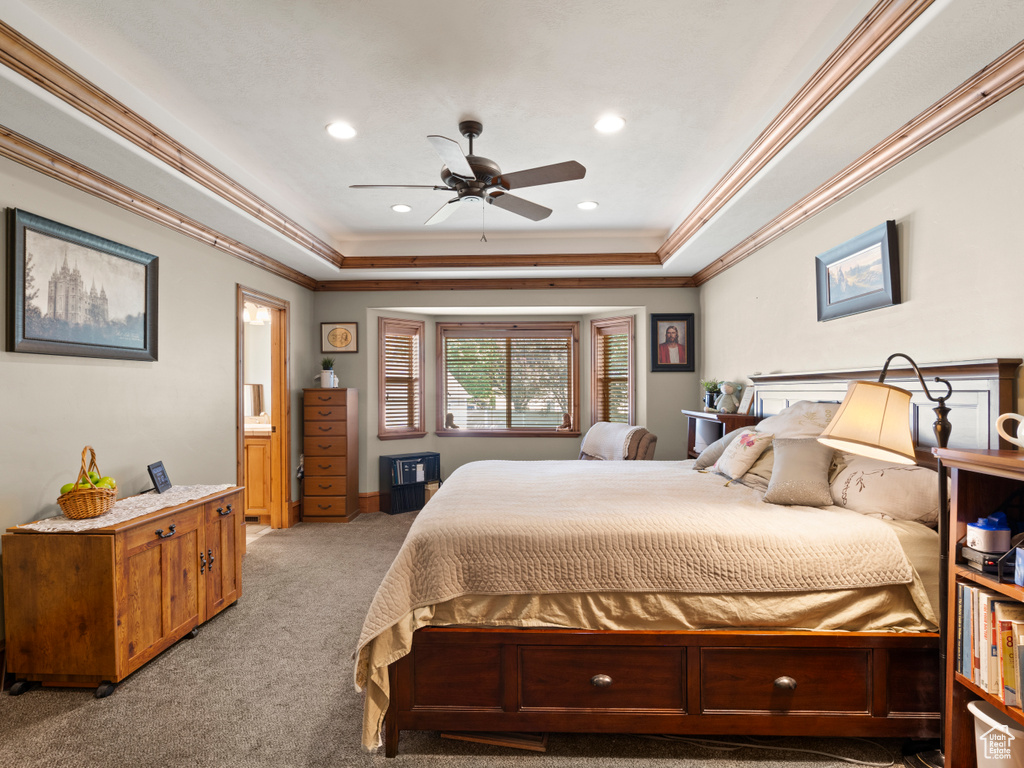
939, 447, 1024, 768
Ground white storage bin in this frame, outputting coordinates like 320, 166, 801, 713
968, 699, 1024, 768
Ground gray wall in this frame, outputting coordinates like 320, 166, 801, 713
0, 154, 316, 537
699, 82, 1024, 400
312, 288, 700, 491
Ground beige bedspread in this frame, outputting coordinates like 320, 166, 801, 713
355, 459, 938, 749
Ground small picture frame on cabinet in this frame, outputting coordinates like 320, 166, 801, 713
148, 461, 172, 494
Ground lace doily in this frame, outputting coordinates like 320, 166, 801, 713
23, 484, 236, 533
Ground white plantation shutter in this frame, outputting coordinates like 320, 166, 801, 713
591, 316, 633, 425
378, 317, 425, 438
439, 322, 578, 433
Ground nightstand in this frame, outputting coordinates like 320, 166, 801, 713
680, 409, 760, 459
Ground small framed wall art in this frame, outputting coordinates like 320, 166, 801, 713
650, 313, 695, 372
815, 220, 900, 322
321, 322, 358, 353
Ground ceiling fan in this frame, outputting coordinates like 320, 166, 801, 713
350, 120, 586, 225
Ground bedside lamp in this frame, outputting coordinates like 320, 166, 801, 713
818, 352, 951, 768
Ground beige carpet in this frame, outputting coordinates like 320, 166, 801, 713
1, 512, 916, 767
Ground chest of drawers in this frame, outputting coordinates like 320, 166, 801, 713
302, 388, 359, 522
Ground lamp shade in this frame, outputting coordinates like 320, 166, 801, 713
817, 381, 916, 464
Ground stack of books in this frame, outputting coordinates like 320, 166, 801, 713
957, 582, 1024, 707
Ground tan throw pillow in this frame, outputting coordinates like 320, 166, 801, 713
694, 427, 745, 470
712, 429, 774, 479
763, 438, 835, 507
755, 401, 839, 439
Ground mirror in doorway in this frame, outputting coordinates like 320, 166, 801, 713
243, 383, 264, 418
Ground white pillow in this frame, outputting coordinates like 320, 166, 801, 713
713, 429, 774, 479
755, 401, 839, 439
829, 454, 940, 524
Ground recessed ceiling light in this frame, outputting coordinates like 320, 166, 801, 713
391, 204, 412, 213
594, 115, 625, 133
577, 201, 599, 210
326, 121, 357, 140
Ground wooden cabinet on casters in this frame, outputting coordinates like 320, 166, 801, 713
2, 487, 242, 697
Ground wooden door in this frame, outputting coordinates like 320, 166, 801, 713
204, 494, 241, 619
121, 507, 203, 674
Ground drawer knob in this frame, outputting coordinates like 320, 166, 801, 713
590, 674, 613, 688
773, 676, 797, 690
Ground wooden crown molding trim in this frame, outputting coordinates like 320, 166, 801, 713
340, 252, 662, 269
657, 0, 934, 262
693, 38, 1024, 285
0, 19, 344, 269
0, 124, 317, 289
316, 276, 695, 291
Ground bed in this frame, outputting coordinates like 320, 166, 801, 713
356, 359, 1019, 756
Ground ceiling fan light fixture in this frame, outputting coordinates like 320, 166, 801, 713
391, 204, 412, 213
577, 201, 599, 210
326, 121, 357, 140
594, 115, 625, 133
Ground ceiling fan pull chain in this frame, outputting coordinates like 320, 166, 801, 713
480, 203, 487, 242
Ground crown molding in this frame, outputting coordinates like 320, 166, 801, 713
316, 276, 695, 291
0, 19, 344, 269
339, 252, 661, 269
693, 38, 1024, 286
0, 124, 317, 289
657, 0, 934, 262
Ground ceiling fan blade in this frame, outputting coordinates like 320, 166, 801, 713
427, 135, 475, 179
487, 191, 552, 221
349, 184, 448, 189
495, 160, 586, 190
425, 197, 461, 225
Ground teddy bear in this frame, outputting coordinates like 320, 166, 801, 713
714, 381, 741, 413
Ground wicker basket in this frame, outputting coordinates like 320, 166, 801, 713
57, 446, 116, 520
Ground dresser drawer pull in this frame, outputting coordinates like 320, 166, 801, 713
318, 410, 331, 416
318, 483, 331, 489
318, 464, 331, 470
318, 504, 331, 510
318, 426, 332, 432
217, 504, 233, 516
155, 524, 176, 539
590, 674, 613, 688
773, 676, 797, 690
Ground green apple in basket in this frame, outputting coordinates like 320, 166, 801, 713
96, 476, 117, 490
59, 482, 75, 495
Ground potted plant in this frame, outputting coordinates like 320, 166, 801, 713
699, 378, 721, 409
320, 357, 336, 388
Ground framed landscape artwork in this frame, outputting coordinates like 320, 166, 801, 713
650, 313, 695, 372
815, 220, 900, 322
7, 209, 158, 361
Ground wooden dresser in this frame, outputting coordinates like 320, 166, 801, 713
302, 388, 359, 522
2, 486, 242, 697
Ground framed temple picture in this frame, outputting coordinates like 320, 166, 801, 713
7, 208, 158, 361
815, 220, 900, 322
650, 313, 694, 372
321, 322, 358, 353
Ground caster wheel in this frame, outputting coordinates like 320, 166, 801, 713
188, 627, 200, 638
9, 680, 37, 696
94, 682, 116, 699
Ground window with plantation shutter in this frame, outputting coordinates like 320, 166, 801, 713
378, 316, 425, 439
591, 316, 633, 425
437, 322, 579, 436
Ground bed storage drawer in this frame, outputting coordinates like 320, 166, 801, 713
519, 646, 685, 711
700, 647, 870, 714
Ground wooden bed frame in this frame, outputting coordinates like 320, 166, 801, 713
382, 359, 1021, 757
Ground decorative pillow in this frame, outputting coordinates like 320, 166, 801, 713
712, 429, 774, 479
755, 401, 839, 439
694, 427, 745, 470
830, 454, 940, 524
763, 438, 835, 507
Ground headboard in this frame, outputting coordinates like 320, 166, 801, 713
749, 359, 1021, 464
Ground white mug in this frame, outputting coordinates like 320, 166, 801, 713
996, 413, 1024, 448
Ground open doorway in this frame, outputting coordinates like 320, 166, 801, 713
237, 286, 292, 531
